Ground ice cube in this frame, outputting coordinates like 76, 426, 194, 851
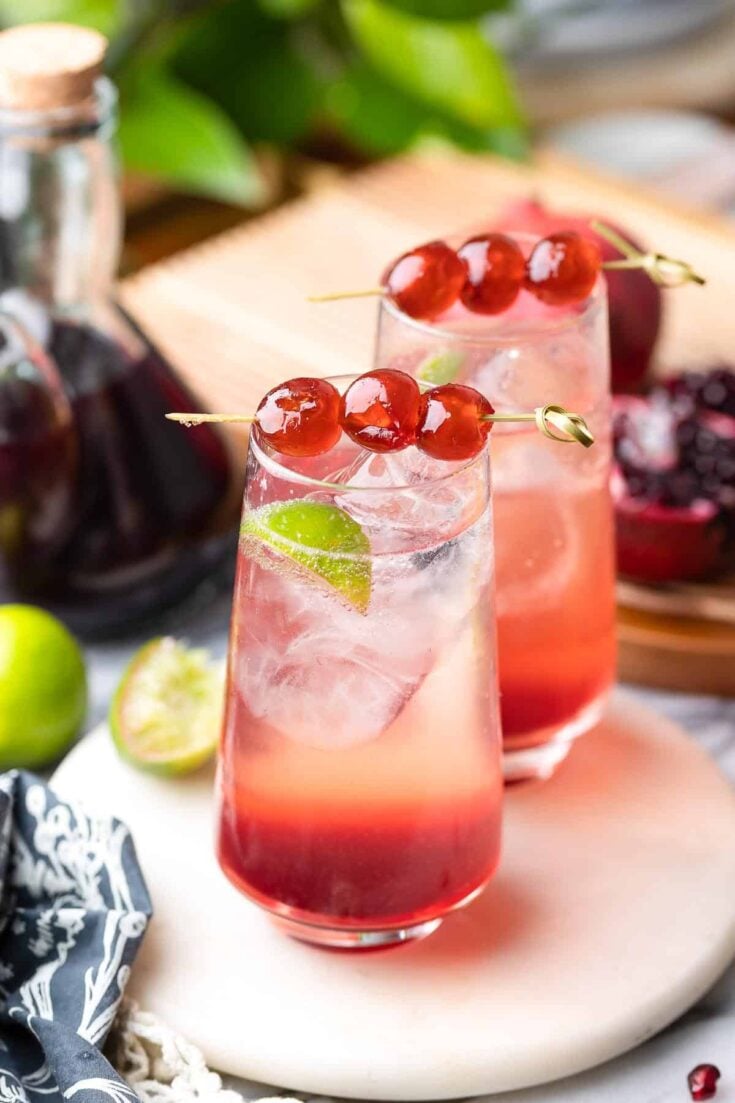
335, 447, 474, 552
472, 336, 598, 414
236, 565, 438, 749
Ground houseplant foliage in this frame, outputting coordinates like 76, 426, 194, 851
0, 0, 523, 205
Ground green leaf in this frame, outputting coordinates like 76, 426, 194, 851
342, 0, 522, 130
118, 67, 265, 206
173, 0, 323, 144
374, 0, 512, 16
326, 63, 426, 155
419, 116, 528, 158
328, 59, 527, 160
0, 0, 120, 34
257, 0, 322, 16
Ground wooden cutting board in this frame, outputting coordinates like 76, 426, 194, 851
119, 150, 735, 695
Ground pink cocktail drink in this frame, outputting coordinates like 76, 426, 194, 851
491, 424, 616, 750
217, 402, 502, 949
375, 246, 616, 780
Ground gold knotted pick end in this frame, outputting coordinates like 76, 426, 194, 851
535, 404, 595, 448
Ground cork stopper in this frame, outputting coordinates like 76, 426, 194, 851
0, 23, 107, 111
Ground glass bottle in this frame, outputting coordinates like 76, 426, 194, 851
0, 23, 237, 635
0, 310, 76, 598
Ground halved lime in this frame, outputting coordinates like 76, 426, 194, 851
417, 349, 465, 385
110, 637, 223, 775
241, 500, 371, 613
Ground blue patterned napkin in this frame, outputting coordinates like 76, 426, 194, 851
0, 771, 152, 1102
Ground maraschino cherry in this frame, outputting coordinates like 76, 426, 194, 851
383, 241, 467, 321
458, 233, 525, 315
255, 377, 341, 457
340, 369, 421, 452
417, 384, 495, 460
525, 231, 602, 306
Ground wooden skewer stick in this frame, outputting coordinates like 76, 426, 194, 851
167, 404, 594, 448
166, 413, 256, 426
308, 288, 384, 303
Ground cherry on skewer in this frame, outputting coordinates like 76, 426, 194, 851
168, 372, 595, 461
256, 377, 342, 457
340, 369, 421, 452
525, 231, 601, 306
458, 233, 525, 315
384, 241, 467, 321
170, 377, 342, 458
309, 226, 706, 323
309, 239, 466, 321
417, 384, 495, 460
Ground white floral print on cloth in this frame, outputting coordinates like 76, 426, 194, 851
0, 772, 152, 1103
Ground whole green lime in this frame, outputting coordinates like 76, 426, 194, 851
0, 605, 87, 769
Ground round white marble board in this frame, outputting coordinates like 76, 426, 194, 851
53, 692, 735, 1101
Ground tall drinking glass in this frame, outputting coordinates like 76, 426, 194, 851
375, 239, 616, 781
217, 376, 502, 948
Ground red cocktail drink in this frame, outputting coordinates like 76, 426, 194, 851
217, 389, 502, 948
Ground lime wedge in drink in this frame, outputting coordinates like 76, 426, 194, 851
417, 349, 465, 385
241, 500, 371, 613
110, 637, 224, 775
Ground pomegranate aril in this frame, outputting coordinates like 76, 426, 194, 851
340, 369, 420, 453
688, 1064, 721, 1101
256, 377, 341, 457
385, 241, 467, 321
526, 231, 601, 306
417, 383, 494, 460
458, 233, 525, 315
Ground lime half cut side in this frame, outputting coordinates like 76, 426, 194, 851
110, 637, 224, 775
241, 500, 371, 613
417, 349, 465, 385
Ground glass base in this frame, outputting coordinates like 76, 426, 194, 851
220, 859, 493, 952
258, 880, 492, 951
502, 694, 607, 784
272, 914, 443, 950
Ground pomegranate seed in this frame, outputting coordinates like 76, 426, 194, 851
256, 377, 341, 457
340, 369, 420, 453
416, 383, 494, 460
688, 1065, 721, 1101
525, 231, 601, 306
385, 241, 467, 320
458, 233, 525, 315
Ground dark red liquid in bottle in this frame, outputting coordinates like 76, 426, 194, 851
0, 310, 237, 635
0, 346, 76, 596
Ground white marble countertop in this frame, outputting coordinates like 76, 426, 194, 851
83, 582, 735, 1103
